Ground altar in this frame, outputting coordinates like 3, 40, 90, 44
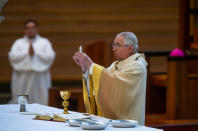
0, 104, 162, 131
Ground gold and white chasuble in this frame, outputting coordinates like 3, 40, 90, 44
82, 53, 147, 125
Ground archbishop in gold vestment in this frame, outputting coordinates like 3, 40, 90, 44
82, 53, 147, 125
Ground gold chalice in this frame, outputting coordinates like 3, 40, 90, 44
60, 90, 71, 114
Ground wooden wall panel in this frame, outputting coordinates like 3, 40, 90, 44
0, 0, 179, 82
167, 59, 198, 119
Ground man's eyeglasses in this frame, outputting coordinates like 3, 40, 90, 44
112, 43, 128, 48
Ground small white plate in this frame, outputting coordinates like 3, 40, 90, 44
81, 121, 107, 130
68, 119, 90, 127
110, 120, 138, 128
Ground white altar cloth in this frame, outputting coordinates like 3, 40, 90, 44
0, 104, 162, 131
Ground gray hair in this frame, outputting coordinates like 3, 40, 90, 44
116, 32, 138, 53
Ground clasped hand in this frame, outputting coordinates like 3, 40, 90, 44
29, 42, 34, 56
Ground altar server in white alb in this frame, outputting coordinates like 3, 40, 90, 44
8, 19, 55, 105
